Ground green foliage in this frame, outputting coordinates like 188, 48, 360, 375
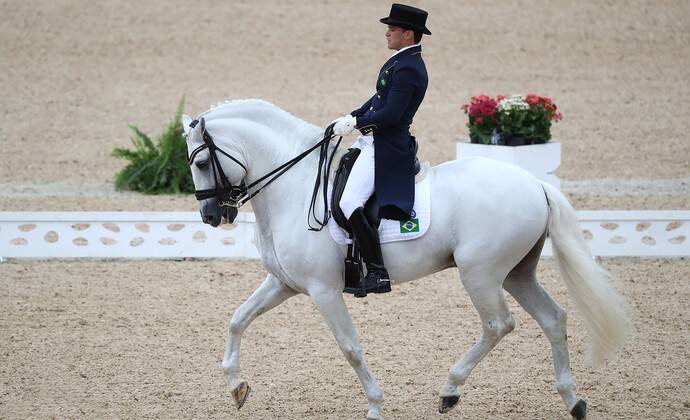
112, 97, 194, 194
468, 119, 497, 145
497, 105, 553, 141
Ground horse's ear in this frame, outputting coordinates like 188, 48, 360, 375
182, 114, 193, 137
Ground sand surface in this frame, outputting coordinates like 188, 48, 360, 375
1, 0, 688, 211
1, 258, 689, 419
1, 1, 690, 419
1, 1, 689, 192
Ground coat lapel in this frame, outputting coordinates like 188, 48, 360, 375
379, 45, 423, 75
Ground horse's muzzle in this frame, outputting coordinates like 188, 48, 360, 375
200, 199, 222, 227
200, 199, 238, 227
223, 206, 238, 224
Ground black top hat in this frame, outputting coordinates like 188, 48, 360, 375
380, 3, 431, 35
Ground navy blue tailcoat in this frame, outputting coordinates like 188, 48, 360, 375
351, 44, 428, 221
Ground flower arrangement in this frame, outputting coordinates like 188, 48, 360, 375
461, 94, 563, 145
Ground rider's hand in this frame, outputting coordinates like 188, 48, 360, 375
332, 115, 357, 136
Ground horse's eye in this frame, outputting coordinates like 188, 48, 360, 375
195, 159, 209, 169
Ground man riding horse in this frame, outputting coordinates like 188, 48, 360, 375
184, 6, 628, 417
332, 3, 431, 295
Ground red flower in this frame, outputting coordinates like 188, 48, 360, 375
475, 117, 484, 125
526, 94, 540, 106
467, 95, 498, 118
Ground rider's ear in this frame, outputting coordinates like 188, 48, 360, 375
182, 114, 193, 137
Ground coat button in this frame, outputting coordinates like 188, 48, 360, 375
370, 106, 373, 110
377, 94, 381, 99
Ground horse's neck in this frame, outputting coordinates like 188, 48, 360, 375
237, 123, 323, 185
206, 100, 332, 238
229, 118, 329, 232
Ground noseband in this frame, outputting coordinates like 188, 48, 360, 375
187, 118, 340, 230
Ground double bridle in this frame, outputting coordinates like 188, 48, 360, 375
186, 117, 341, 230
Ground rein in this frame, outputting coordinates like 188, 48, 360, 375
187, 118, 342, 231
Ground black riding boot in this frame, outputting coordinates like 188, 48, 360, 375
348, 207, 391, 294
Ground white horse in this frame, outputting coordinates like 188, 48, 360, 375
182, 99, 630, 419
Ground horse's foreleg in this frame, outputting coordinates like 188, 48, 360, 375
439, 269, 515, 414
309, 288, 384, 420
222, 273, 297, 409
504, 273, 586, 419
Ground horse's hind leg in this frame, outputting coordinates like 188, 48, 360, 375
309, 287, 384, 420
503, 246, 587, 419
222, 274, 297, 409
439, 267, 515, 414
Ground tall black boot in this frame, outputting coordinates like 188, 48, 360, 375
347, 207, 391, 295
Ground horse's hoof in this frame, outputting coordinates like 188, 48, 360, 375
366, 409, 383, 420
438, 395, 460, 413
570, 399, 587, 419
231, 381, 251, 410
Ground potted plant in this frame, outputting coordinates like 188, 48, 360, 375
457, 94, 563, 188
461, 94, 562, 145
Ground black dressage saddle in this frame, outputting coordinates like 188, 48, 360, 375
331, 137, 421, 296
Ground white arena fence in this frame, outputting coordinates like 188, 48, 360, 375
0, 211, 688, 259
0, 212, 259, 259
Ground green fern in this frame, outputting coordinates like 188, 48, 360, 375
112, 97, 194, 194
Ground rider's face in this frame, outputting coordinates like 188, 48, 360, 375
386, 25, 413, 50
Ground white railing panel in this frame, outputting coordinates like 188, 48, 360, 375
0, 212, 259, 259
541, 211, 689, 257
1, 211, 688, 258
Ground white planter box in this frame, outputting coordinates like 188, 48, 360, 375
456, 141, 561, 189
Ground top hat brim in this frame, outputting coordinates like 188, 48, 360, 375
380, 17, 431, 35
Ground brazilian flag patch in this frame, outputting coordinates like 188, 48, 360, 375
400, 218, 420, 234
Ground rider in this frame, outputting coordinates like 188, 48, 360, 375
332, 3, 430, 295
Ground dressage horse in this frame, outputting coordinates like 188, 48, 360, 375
182, 99, 630, 419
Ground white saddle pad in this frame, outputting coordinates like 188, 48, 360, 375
328, 162, 431, 245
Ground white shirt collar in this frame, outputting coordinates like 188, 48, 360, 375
390, 43, 421, 58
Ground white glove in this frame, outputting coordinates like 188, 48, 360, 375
332, 114, 357, 136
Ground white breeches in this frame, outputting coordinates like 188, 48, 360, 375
339, 136, 375, 219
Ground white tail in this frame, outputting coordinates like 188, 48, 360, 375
541, 182, 632, 366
